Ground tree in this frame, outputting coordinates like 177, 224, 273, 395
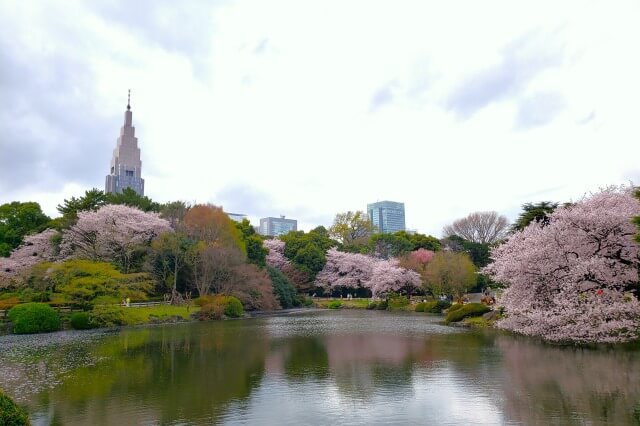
329, 210, 375, 246
422, 251, 476, 298
315, 248, 376, 291
367, 259, 421, 298
56, 188, 108, 226
443, 211, 509, 244
182, 204, 244, 251
0, 201, 51, 256
0, 229, 59, 280
398, 248, 435, 285
440, 235, 491, 268
235, 219, 268, 267
395, 231, 441, 252
106, 187, 161, 212
634, 188, 640, 244
151, 231, 192, 299
264, 239, 290, 269
267, 266, 299, 308
511, 201, 558, 232
368, 233, 413, 259
160, 201, 191, 229
225, 263, 279, 311
280, 228, 334, 281
60, 204, 171, 273
484, 187, 640, 343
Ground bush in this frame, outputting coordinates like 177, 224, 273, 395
445, 303, 490, 324
366, 302, 378, 310
327, 301, 342, 309
422, 300, 451, 313
69, 312, 94, 330
0, 389, 30, 426
302, 297, 314, 307
8, 303, 60, 334
197, 295, 244, 320
448, 303, 464, 312
387, 293, 409, 309
376, 300, 388, 310
89, 305, 127, 327
223, 296, 244, 318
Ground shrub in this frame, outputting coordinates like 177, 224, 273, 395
376, 300, 388, 310
414, 302, 426, 312
366, 302, 378, 310
445, 303, 490, 324
327, 301, 342, 309
89, 305, 127, 327
69, 312, 94, 330
302, 297, 314, 307
0, 389, 30, 426
197, 295, 244, 320
223, 296, 244, 318
423, 300, 451, 313
448, 303, 464, 313
387, 293, 409, 309
8, 303, 60, 334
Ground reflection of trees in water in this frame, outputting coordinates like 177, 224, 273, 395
498, 336, 640, 425
25, 322, 269, 425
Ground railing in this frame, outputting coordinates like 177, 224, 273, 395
0, 301, 169, 320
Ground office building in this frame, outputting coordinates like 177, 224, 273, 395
105, 91, 145, 195
259, 216, 297, 237
367, 201, 406, 234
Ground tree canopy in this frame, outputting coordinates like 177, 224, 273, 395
328, 210, 375, 246
511, 201, 558, 232
0, 201, 51, 256
443, 211, 509, 244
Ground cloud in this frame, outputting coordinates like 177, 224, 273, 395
515, 92, 565, 129
369, 82, 397, 111
445, 29, 565, 119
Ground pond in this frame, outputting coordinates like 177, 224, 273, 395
1, 310, 639, 425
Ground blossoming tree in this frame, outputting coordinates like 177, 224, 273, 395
0, 229, 58, 280
61, 204, 171, 273
484, 187, 640, 343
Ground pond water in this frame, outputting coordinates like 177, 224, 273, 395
1, 310, 639, 425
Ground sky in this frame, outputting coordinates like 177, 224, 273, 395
1, 0, 639, 236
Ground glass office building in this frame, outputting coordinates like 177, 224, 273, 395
259, 216, 297, 237
367, 201, 406, 234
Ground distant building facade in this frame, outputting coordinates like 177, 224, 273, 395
259, 216, 297, 236
105, 91, 145, 196
227, 212, 248, 223
367, 201, 406, 234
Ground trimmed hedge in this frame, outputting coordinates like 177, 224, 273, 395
445, 303, 490, 324
0, 389, 31, 426
448, 303, 464, 313
376, 300, 388, 310
414, 302, 427, 312
69, 312, 94, 330
197, 295, 244, 320
366, 302, 377, 310
8, 303, 60, 334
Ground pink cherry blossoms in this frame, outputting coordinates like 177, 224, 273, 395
315, 248, 421, 297
484, 187, 640, 343
60, 204, 171, 272
263, 238, 290, 269
0, 229, 59, 280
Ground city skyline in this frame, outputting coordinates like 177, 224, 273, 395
1, 1, 639, 237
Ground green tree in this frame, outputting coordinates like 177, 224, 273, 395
0, 201, 51, 256
160, 200, 190, 228
368, 233, 413, 259
395, 230, 441, 251
440, 235, 491, 268
267, 266, 299, 308
106, 187, 161, 212
328, 210, 375, 246
56, 188, 108, 224
234, 219, 268, 267
280, 228, 334, 280
511, 201, 558, 231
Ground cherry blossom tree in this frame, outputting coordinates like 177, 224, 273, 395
315, 248, 376, 291
0, 229, 58, 280
61, 204, 171, 273
484, 187, 640, 343
264, 238, 290, 269
367, 259, 421, 297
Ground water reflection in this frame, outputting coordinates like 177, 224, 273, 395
0, 311, 638, 425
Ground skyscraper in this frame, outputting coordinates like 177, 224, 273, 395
367, 201, 406, 234
259, 216, 297, 236
105, 91, 145, 196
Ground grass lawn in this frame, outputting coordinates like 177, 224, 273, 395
314, 298, 371, 309
117, 305, 199, 325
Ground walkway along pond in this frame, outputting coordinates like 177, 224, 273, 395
1, 310, 639, 425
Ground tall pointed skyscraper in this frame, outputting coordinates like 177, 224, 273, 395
105, 90, 145, 196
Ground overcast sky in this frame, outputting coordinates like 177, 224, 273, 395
1, 1, 639, 236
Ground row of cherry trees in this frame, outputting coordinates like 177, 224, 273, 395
485, 187, 640, 343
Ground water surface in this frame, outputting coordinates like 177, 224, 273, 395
1, 310, 639, 425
